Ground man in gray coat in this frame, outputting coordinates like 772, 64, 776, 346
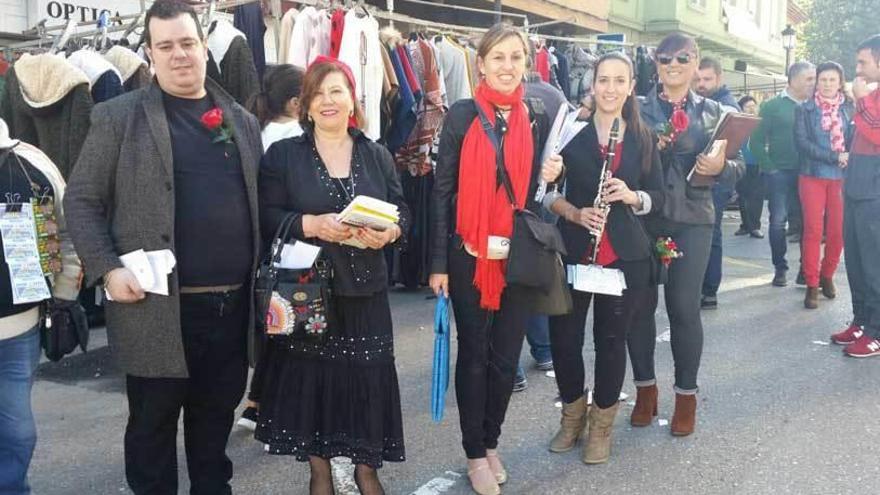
64, 1, 262, 493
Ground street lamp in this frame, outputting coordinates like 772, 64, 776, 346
782, 24, 796, 72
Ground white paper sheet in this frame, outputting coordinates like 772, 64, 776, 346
118, 249, 155, 291
106, 249, 176, 300
568, 264, 627, 296
275, 241, 322, 270
535, 104, 587, 201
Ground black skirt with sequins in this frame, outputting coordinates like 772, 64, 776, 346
254, 290, 405, 468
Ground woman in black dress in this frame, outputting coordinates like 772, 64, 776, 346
544, 52, 664, 465
256, 57, 409, 495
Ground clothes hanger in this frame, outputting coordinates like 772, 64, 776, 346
49, 19, 76, 55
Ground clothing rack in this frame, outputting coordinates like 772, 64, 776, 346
396, 0, 528, 25
538, 32, 634, 48
372, 10, 488, 36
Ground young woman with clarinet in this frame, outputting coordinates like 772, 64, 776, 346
543, 52, 665, 465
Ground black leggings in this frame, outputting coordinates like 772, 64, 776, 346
448, 244, 530, 459
627, 223, 713, 392
549, 286, 650, 409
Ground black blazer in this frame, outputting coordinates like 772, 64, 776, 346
558, 121, 664, 268
430, 97, 551, 274
259, 129, 411, 297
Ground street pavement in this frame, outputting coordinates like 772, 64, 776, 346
28, 212, 880, 495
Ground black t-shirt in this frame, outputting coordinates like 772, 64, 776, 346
162, 92, 253, 286
0, 150, 52, 317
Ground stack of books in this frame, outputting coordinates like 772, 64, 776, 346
336, 195, 400, 249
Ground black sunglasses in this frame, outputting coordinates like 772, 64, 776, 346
656, 52, 695, 65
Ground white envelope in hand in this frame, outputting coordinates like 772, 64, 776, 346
118, 249, 155, 290
108, 249, 177, 300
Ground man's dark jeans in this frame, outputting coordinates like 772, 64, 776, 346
736, 165, 764, 232
702, 183, 734, 297
763, 169, 800, 271
515, 315, 552, 382
124, 288, 248, 495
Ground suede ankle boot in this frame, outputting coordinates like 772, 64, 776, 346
670, 393, 697, 436
630, 385, 658, 427
549, 396, 588, 453
583, 402, 619, 464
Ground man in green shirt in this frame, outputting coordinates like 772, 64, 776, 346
750, 62, 815, 286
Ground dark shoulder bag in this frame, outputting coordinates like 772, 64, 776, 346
253, 212, 334, 341
474, 105, 572, 316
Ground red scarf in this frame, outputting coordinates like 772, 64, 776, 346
815, 92, 846, 152
456, 83, 533, 310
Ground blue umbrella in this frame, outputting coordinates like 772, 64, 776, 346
431, 293, 451, 422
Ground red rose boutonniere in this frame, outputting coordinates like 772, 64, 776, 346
659, 108, 690, 143
200, 107, 235, 157
656, 236, 684, 267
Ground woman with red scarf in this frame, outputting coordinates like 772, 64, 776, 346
428, 23, 561, 495
794, 62, 854, 309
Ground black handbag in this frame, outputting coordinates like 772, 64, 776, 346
474, 105, 572, 316
253, 213, 334, 341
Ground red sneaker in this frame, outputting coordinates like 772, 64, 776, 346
831, 323, 864, 345
844, 335, 880, 358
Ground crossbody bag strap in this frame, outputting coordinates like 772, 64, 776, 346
474, 103, 519, 210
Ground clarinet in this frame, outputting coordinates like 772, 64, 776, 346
589, 117, 621, 264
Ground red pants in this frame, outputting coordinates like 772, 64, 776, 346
798, 175, 844, 288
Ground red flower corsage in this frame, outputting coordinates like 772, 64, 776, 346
200, 107, 235, 156
659, 108, 689, 143
656, 237, 683, 267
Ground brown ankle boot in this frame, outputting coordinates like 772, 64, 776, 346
820, 276, 837, 299
549, 396, 588, 453
583, 402, 619, 464
670, 393, 697, 436
805, 287, 819, 309
630, 385, 658, 427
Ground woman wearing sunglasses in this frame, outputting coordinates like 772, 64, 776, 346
626, 33, 743, 436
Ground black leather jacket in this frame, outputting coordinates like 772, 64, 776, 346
430, 98, 550, 274
638, 87, 744, 226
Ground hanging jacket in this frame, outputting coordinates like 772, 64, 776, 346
207, 20, 260, 106
0, 54, 94, 179
67, 49, 124, 103
104, 45, 151, 92
234, 2, 267, 81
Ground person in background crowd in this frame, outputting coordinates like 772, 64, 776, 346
750, 62, 816, 287
543, 52, 663, 464
734, 95, 765, 239
794, 62, 853, 310
249, 63, 306, 151
236, 63, 305, 432
695, 57, 740, 109
0, 120, 84, 495
628, 33, 743, 437
832, 34, 880, 357
64, 1, 264, 493
256, 56, 409, 495
695, 57, 740, 310
429, 23, 561, 495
